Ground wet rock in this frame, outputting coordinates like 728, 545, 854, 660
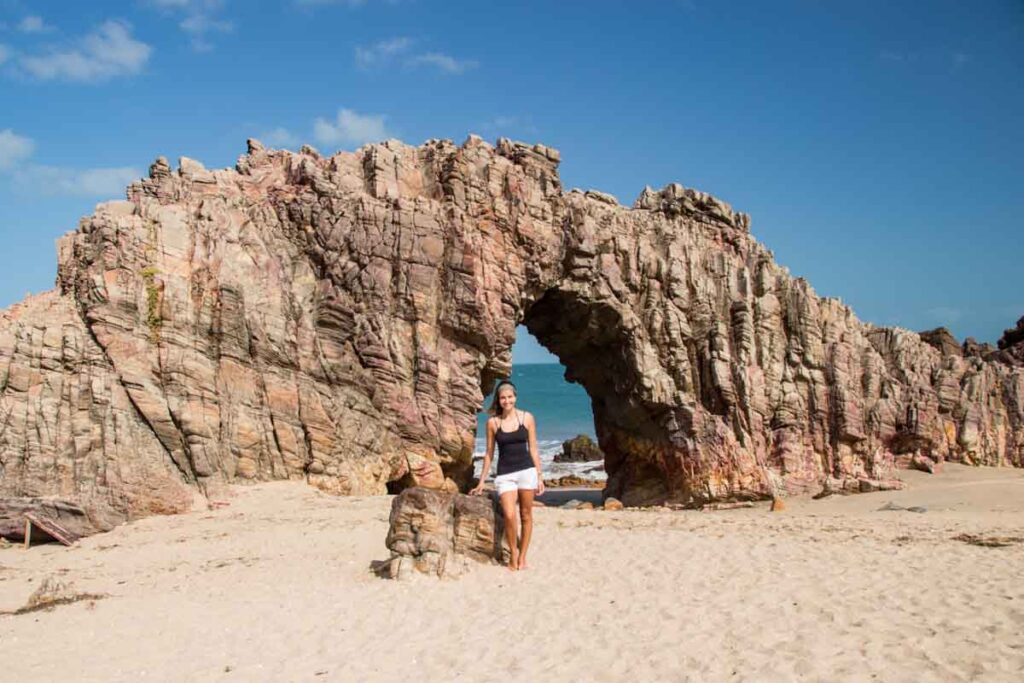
554, 434, 604, 463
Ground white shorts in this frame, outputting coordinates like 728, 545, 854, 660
494, 467, 538, 495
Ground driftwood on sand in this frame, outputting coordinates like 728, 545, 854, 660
0, 498, 97, 545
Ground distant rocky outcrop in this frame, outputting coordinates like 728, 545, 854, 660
994, 317, 1024, 366
918, 327, 962, 358
0, 135, 1021, 528
554, 434, 604, 463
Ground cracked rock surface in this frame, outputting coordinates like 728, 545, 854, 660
1, 135, 1021, 527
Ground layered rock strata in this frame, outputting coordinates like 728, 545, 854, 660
384, 487, 505, 578
0, 135, 1021, 526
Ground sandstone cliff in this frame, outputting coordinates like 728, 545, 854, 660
1, 136, 1021, 527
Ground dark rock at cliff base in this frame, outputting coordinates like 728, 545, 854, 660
554, 434, 604, 463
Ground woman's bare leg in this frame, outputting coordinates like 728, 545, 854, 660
517, 488, 535, 569
499, 491, 520, 571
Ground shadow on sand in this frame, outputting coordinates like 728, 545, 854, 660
536, 487, 604, 507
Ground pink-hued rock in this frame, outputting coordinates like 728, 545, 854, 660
1, 136, 1022, 528
384, 487, 504, 578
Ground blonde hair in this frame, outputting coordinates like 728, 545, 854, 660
488, 381, 517, 417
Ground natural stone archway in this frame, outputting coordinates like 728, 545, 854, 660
1, 135, 1022, 530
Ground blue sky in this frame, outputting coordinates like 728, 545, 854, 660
0, 0, 1021, 366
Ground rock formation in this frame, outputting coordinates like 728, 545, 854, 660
554, 434, 604, 462
1, 135, 1021, 529
384, 487, 505, 578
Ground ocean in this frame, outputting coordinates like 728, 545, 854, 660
473, 363, 604, 481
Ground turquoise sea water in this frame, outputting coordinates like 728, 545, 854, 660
473, 363, 603, 480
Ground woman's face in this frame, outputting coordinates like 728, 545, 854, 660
498, 386, 517, 414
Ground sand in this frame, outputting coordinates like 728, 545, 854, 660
1, 463, 1023, 682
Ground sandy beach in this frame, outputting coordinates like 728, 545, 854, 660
1, 464, 1023, 682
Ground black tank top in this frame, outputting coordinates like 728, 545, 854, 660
494, 411, 533, 475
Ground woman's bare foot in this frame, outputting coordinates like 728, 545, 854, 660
508, 551, 520, 571
517, 559, 529, 570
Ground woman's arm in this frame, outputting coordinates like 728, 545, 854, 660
471, 418, 496, 494
525, 412, 545, 495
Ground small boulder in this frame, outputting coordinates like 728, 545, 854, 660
554, 435, 604, 463
770, 496, 786, 512
910, 453, 941, 474
603, 497, 624, 511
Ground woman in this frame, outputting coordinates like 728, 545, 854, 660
470, 380, 544, 571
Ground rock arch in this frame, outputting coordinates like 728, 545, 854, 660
0, 135, 1021, 528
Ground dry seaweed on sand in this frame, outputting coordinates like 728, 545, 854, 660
0, 576, 107, 617
953, 533, 1024, 548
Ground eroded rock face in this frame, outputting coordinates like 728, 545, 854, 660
1, 135, 1022, 524
384, 487, 504, 578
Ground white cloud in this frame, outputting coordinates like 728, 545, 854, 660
19, 20, 151, 82
0, 44, 10, 66
408, 52, 476, 75
259, 127, 301, 149
0, 129, 35, 170
14, 164, 140, 197
313, 108, 390, 147
146, 0, 231, 51
478, 115, 537, 136
0, 128, 138, 197
355, 36, 411, 69
18, 16, 54, 34
354, 37, 475, 75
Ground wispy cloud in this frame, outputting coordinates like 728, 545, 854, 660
17, 16, 55, 34
879, 48, 972, 74
478, 115, 538, 136
0, 129, 139, 196
259, 127, 301, 149
313, 108, 390, 147
355, 36, 411, 69
147, 0, 232, 51
353, 36, 477, 74
14, 165, 140, 196
0, 129, 35, 170
925, 307, 963, 324
407, 51, 476, 75
0, 44, 10, 66
18, 20, 151, 82
295, 0, 376, 6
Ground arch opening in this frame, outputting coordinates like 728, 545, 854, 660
473, 324, 602, 489
521, 288, 678, 505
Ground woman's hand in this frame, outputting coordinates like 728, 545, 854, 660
536, 479, 545, 496
469, 484, 484, 496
